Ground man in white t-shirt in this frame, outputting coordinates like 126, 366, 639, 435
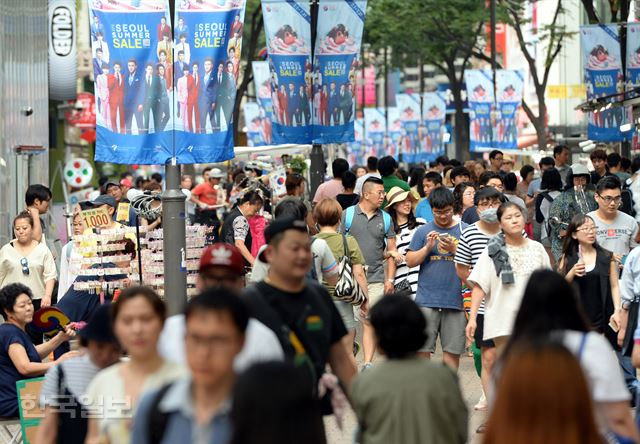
354, 156, 381, 196
158, 243, 284, 371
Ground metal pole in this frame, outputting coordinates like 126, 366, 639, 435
162, 161, 187, 316
490, 0, 497, 149
309, 0, 324, 197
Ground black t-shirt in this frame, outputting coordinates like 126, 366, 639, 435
336, 193, 359, 210
242, 281, 347, 384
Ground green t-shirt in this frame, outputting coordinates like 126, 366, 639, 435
314, 232, 364, 296
382, 175, 411, 194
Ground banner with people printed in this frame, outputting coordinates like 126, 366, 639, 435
386, 107, 402, 159
251, 60, 274, 144
495, 70, 523, 150
262, 0, 367, 145
262, 0, 313, 144
421, 92, 447, 162
312, 0, 366, 144
88, 0, 247, 164
464, 69, 495, 152
395, 93, 421, 162
364, 107, 386, 158
346, 118, 365, 166
581, 24, 630, 142
244, 102, 267, 146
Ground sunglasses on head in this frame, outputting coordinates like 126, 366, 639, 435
20, 257, 29, 276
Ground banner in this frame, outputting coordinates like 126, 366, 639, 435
49, 0, 77, 100
421, 92, 446, 162
495, 70, 524, 149
364, 107, 386, 158
262, 0, 313, 143
464, 69, 495, 151
244, 102, 268, 146
581, 24, 630, 141
173, 0, 247, 162
312, 0, 367, 144
386, 107, 402, 159
346, 118, 365, 166
356, 65, 376, 107
396, 93, 421, 162
88, 0, 246, 165
252, 60, 274, 144
627, 23, 640, 99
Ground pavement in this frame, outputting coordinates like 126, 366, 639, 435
325, 346, 485, 444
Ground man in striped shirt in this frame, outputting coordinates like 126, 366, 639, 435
454, 187, 504, 421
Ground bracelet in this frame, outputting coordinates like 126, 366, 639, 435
387, 279, 394, 283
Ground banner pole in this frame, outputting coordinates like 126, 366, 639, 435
309, 0, 324, 198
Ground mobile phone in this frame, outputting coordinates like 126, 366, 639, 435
609, 319, 620, 333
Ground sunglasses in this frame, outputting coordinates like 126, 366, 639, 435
20, 257, 29, 276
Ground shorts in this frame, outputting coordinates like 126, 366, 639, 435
474, 314, 495, 349
420, 307, 466, 355
334, 300, 356, 330
367, 283, 385, 307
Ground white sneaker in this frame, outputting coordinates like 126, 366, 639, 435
474, 391, 487, 411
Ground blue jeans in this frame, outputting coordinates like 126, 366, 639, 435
616, 350, 639, 406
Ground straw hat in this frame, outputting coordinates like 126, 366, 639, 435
385, 186, 417, 210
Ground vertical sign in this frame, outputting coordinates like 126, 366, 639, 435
422, 92, 446, 161
364, 107, 386, 158
495, 70, 524, 149
49, 0, 77, 100
252, 60, 274, 144
396, 93, 421, 162
465, 69, 495, 151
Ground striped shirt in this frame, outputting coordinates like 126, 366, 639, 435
40, 354, 100, 407
394, 219, 425, 299
454, 223, 497, 315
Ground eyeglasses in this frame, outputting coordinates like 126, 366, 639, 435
597, 194, 622, 205
20, 258, 29, 276
577, 225, 596, 233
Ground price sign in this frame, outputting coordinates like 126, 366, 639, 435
115, 202, 130, 223
81, 206, 111, 229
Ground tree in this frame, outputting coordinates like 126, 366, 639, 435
580, 0, 631, 23
233, 0, 265, 143
473, 0, 573, 151
365, 0, 488, 160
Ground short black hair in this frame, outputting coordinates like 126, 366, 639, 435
332, 158, 349, 179
151, 172, 163, 183
185, 287, 249, 334
240, 190, 264, 206
607, 152, 622, 168
589, 149, 607, 162
541, 168, 563, 191
424, 171, 442, 185
474, 186, 504, 206
539, 156, 555, 168
112, 286, 166, 325
596, 174, 622, 193
428, 186, 455, 209
479, 171, 503, 188
362, 176, 384, 188
448, 159, 462, 167
341, 170, 357, 190
274, 198, 307, 221
489, 149, 503, 160
632, 156, 640, 174
378, 156, 398, 177
621, 157, 631, 172
369, 294, 427, 359
503, 172, 518, 192
450, 166, 470, 182
366, 156, 378, 171
0, 283, 33, 318
519, 164, 534, 179
497, 201, 524, 221
553, 145, 569, 157
435, 155, 449, 166
25, 184, 52, 206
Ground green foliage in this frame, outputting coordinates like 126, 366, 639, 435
365, 0, 489, 72
287, 156, 308, 174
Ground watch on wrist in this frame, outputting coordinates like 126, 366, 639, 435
622, 300, 633, 310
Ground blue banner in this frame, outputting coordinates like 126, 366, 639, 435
581, 24, 630, 142
495, 70, 523, 149
252, 60, 274, 144
386, 107, 402, 159
88, 0, 246, 165
421, 92, 446, 162
396, 93, 421, 162
626, 23, 640, 100
437, 83, 469, 114
311, 0, 367, 144
465, 69, 495, 152
346, 118, 365, 166
262, 0, 313, 143
173, 1, 247, 163
244, 102, 266, 146
364, 107, 386, 158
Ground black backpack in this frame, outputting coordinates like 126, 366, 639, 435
535, 191, 555, 224
621, 179, 636, 217
146, 383, 174, 444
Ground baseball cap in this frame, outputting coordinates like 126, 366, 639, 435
103, 181, 120, 192
120, 178, 133, 188
264, 217, 308, 243
78, 304, 117, 343
208, 168, 225, 179
86, 194, 116, 208
199, 243, 244, 275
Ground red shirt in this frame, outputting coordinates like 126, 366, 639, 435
191, 182, 218, 206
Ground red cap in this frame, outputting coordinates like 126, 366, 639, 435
120, 178, 133, 188
199, 243, 245, 275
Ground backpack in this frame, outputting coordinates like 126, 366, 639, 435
621, 180, 636, 217
535, 191, 555, 224
343, 205, 392, 246
147, 382, 174, 444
